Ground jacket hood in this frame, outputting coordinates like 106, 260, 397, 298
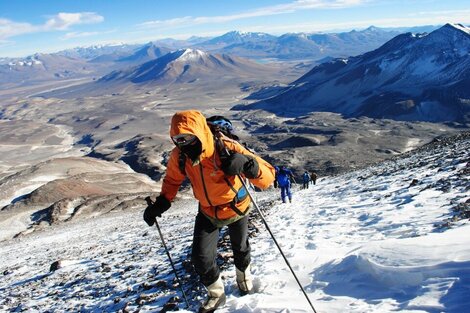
170, 110, 215, 158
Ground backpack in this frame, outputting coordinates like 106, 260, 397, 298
276, 167, 292, 187
303, 172, 310, 182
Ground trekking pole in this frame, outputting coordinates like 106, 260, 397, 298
215, 132, 317, 312
237, 175, 318, 313
291, 176, 299, 190
145, 197, 190, 309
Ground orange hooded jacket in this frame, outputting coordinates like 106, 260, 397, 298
161, 110, 275, 221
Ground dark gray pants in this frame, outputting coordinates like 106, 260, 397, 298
191, 211, 251, 286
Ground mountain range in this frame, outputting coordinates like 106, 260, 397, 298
194, 26, 405, 60
0, 53, 94, 86
55, 44, 139, 60
53, 26, 409, 62
239, 23, 470, 123
0, 25, 432, 89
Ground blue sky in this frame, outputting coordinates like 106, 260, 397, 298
1, 0, 469, 58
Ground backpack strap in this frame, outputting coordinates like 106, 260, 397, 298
213, 132, 250, 217
213, 131, 231, 159
178, 150, 187, 176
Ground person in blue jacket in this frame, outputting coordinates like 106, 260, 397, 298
276, 166, 295, 203
302, 171, 311, 189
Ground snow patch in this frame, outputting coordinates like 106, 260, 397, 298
8, 57, 42, 67
449, 23, 470, 35
403, 138, 421, 152
0, 184, 44, 208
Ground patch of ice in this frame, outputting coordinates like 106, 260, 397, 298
403, 138, 421, 152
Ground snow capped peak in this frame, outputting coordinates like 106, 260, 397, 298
178, 48, 207, 61
445, 23, 470, 35
284, 32, 309, 39
411, 33, 427, 38
365, 25, 381, 32
221, 30, 269, 39
8, 55, 43, 67
227, 30, 260, 37
74, 43, 127, 50
428, 23, 470, 38
233, 30, 248, 36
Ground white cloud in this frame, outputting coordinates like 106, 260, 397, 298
61, 31, 101, 40
0, 39, 14, 48
411, 9, 470, 17
0, 12, 104, 40
60, 29, 116, 40
0, 18, 35, 39
138, 0, 367, 29
44, 12, 104, 31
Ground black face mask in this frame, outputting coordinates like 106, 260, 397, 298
179, 138, 202, 163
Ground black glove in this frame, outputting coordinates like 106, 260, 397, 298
143, 195, 171, 226
221, 153, 259, 179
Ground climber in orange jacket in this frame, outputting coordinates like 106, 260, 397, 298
143, 110, 275, 312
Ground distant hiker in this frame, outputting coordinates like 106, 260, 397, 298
143, 111, 275, 312
310, 171, 317, 185
302, 171, 310, 189
276, 166, 294, 203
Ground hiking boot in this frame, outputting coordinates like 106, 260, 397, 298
236, 264, 254, 295
198, 276, 226, 313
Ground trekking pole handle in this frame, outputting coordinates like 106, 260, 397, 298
145, 196, 153, 207
145, 197, 191, 309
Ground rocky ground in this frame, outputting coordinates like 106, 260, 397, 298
231, 110, 467, 176
0, 157, 160, 241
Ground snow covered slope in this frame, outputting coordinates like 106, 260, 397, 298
0, 132, 469, 312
